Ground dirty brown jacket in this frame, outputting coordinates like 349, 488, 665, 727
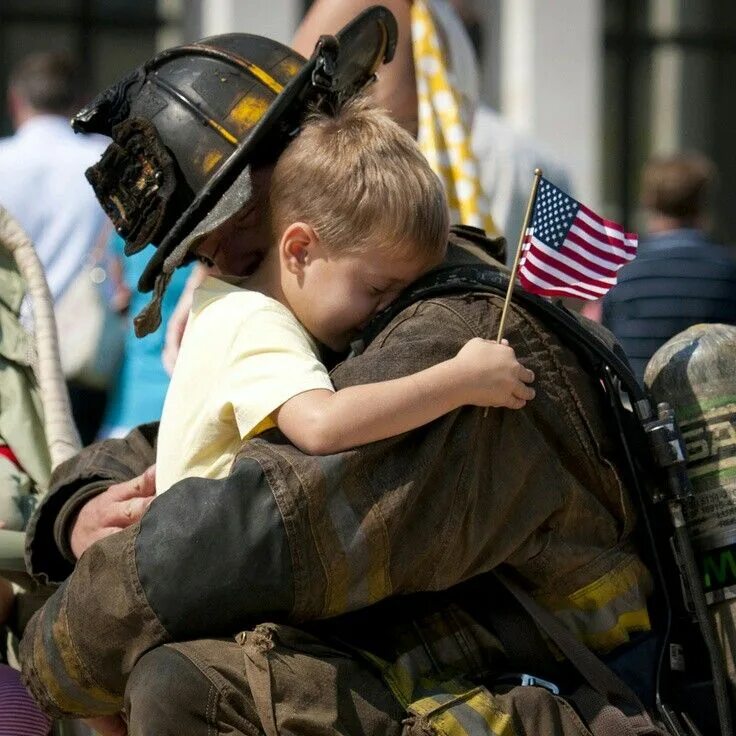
20, 242, 651, 720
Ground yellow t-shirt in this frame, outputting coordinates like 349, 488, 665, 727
155, 277, 334, 494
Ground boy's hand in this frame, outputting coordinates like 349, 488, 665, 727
453, 338, 535, 409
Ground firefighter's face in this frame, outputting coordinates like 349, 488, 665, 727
194, 165, 274, 277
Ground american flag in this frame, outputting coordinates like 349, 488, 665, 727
517, 177, 637, 300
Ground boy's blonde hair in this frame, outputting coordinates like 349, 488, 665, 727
269, 98, 449, 262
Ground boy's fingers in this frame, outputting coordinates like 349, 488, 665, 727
518, 366, 535, 383
514, 384, 536, 401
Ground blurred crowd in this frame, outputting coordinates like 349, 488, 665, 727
0, 0, 578, 450
0, 0, 735, 734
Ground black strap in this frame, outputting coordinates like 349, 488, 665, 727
495, 571, 666, 736
459, 572, 561, 681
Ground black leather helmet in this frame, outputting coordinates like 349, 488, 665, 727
72, 6, 397, 335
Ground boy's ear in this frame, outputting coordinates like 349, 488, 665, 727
279, 222, 320, 273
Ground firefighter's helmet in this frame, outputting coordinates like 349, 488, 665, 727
72, 6, 397, 335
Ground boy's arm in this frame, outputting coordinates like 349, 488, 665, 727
275, 338, 534, 455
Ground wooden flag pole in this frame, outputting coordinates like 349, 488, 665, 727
496, 168, 543, 342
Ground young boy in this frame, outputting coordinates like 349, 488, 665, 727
155, 100, 534, 493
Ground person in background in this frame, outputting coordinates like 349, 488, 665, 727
0, 663, 51, 736
301, 0, 575, 254
98, 235, 193, 439
295, 0, 494, 235
0, 579, 52, 736
472, 106, 574, 253
439, 0, 574, 249
0, 51, 109, 443
0, 219, 72, 736
602, 152, 736, 382
299, 0, 574, 258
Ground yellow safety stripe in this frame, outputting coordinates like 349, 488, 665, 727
205, 119, 239, 146
410, 688, 516, 736
548, 557, 650, 611
578, 607, 652, 653
240, 59, 284, 95
536, 556, 653, 654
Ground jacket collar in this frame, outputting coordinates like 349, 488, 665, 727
640, 228, 710, 253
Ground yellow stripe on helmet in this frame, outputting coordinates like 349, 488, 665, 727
240, 59, 285, 95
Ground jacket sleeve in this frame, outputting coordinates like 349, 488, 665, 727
18, 301, 478, 718
24, 423, 158, 584
20, 455, 295, 718
21, 292, 627, 719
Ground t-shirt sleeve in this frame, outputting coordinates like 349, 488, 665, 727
222, 304, 334, 440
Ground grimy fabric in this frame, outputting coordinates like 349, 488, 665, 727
21, 244, 652, 733
119, 620, 605, 736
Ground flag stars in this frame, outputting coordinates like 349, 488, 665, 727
532, 178, 580, 249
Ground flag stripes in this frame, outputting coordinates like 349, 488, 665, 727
517, 178, 637, 301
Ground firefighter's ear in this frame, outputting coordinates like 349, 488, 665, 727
280, 222, 320, 273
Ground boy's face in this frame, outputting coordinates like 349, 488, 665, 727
282, 232, 441, 352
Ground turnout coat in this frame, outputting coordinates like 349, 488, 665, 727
20, 241, 653, 731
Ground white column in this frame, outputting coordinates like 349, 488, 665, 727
472, 0, 502, 109
500, 0, 603, 206
649, 0, 682, 154
198, 0, 301, 45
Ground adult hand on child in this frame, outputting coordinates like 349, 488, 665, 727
70, 465, 156, 560
453, 338, 536, 410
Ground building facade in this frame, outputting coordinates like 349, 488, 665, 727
1, 0, 734, 243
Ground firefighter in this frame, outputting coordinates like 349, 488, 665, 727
20, 10, 665, 735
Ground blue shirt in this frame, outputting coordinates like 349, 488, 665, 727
0, 116, 107, 308
101, 236, 193, 435
602, 229, 736, 382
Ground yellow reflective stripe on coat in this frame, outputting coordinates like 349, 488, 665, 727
358, 645, 517, 735
536, 555, 653, 654
409, 688, 516, 736
352, 609, 504, 709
